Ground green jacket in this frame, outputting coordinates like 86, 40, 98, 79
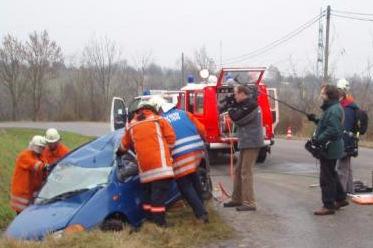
314, 100, 344, 159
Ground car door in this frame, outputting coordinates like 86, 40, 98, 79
110, 97, 127, 131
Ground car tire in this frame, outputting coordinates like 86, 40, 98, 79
256, 147, 267, 163
100, 218, 124, 232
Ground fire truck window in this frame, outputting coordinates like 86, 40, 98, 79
188, 93, 195, 113
195, 92, 204, 114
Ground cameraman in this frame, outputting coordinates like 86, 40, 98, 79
308, 84, 347, 215
223, 85, 264, 211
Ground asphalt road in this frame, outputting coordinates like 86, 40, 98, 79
211, 139, 373, 248
1, 122, 372, 248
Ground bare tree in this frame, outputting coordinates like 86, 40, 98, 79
24, 30, 63, 121
83, 36, 121, 114
0, 34, 27, 120
194, 46, 216, 73
132, 51, 153, 94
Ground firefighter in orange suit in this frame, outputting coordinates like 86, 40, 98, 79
116, 101, 176, 227
42, 128, 70, 164
10, 135, 47, 213
150, 96, 209, 223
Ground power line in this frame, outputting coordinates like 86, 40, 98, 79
222, 13, 324, 65
331, 13, 373, 22
332, 9, 373, 17
223, 13, 324, 63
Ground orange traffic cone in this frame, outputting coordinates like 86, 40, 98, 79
286, 127, 292, 139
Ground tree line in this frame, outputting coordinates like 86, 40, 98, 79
0, 31, 209, 121
0, 30, 371, 139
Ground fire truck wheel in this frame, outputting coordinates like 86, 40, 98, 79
256, 147, 267, 163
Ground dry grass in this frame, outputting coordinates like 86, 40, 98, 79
1, 203, 232, 248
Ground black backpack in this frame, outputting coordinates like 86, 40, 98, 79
355, 109, 369, 135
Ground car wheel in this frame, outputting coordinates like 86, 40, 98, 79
100, 218, 124, 232
198, 166, 213, 200
256, 147, 267, 163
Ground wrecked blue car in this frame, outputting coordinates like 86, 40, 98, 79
5, 129, 201, 240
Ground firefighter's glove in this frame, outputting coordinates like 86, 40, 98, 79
307, 113, 318, 124
116, 148, 126, 157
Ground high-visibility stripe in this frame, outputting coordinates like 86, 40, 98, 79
154, 122, 167, 168
143, 204, 151, 210
174, 162, 198, 176
10, 201, 28, 211
172, 141, 205, 156
33, 161, 42, 171
150, 206, 166, 213
127, 116, 161, 130
140, 167, 174, 183
173, 153, 204, 168
174, 135, 201, 147
10, 195, 30, 204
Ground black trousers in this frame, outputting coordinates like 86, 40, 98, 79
319, 158, 346, 209
176, 172, 207, 218
142, 179, 172, 225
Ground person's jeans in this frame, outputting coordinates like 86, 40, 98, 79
232, 148, 259, 207
337, 156, 354, 193
319, 158, 347, 209
176, 172, 207, 218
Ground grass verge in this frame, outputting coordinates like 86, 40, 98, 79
0, 128, 94, 230
1, 203, 232, 248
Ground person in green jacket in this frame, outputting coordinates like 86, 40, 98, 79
307, 84, 348, 215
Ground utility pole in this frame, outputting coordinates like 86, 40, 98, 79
323, 5, 331, 82
316, 8, 324, 79
181, 52, 185, 86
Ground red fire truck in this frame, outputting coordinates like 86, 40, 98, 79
176, 67, 277, 162
111, 67, 278, 163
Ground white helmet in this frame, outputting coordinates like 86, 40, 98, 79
29, 135, 46, 154
337, 78, 350, 91
149, 96, 175, 113
136, 100, 157, 112
45, 128, 61, 143
147, 96, 165, 112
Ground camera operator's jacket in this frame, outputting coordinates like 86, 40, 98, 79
315, 100, 344, 159
228, 98, 264, 149
121, 109, 176, 183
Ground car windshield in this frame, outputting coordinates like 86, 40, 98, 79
36, 130, 123, 202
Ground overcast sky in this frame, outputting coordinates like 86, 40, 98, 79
1, 0, 373, 77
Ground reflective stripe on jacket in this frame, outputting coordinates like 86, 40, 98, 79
163, 109, 205, 158
173, 150, 205, 178
121, 110, 176, 183
10, 149, 45, 212
163, 108, 206, 177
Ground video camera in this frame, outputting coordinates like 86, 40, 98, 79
219, 94, 236, 113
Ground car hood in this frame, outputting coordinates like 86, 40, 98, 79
5, 189, 97, 240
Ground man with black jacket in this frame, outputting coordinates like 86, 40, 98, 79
223, 85, 264, 211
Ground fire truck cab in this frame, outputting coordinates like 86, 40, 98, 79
177, 67, 277, 163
